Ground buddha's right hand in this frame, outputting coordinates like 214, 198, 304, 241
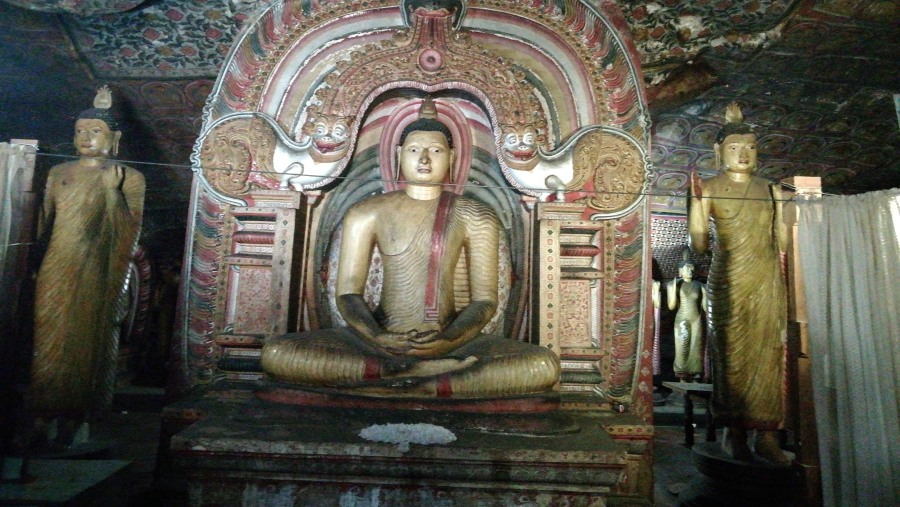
689, 171, 702, 200
102, 164, 125, 190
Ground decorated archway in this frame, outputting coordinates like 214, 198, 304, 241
178, 0, 654, 423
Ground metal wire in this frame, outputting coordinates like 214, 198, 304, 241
34, 151, 829, 202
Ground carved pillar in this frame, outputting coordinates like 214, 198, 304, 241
781, 176, 823, 507
213, 191, 304, 381
534, 202, 614, 405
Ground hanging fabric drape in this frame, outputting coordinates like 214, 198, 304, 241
0, 143, 28, 271
797, 188, 900, 507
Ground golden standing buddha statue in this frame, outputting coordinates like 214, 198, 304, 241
667, 253, 706, 381
688, 103, 789, 464
261, 116, 560, 398
30, 86, 145, 445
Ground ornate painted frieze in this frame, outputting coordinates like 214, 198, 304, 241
198, 0, 649, 196
197, 116, 275, 196
2, 0, 143, 15
567, 130, 648, 214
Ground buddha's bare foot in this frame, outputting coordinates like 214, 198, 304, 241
755, 431, 790, 465
385, 356, 478, 379
70, 422, 90, 447
721, 427, 752, 461
42, 417, 59, 444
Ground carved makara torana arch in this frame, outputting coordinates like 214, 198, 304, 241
177, 0, 654, 419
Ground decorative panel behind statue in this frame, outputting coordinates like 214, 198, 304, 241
29, 87, 145, 446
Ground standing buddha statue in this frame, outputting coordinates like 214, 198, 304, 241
29, 86, 145, 446
688, 103, 789, 464
667, 251, 707, 382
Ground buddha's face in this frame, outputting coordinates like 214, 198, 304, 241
717, 133, 757, 174
679, 263, 694, 281
74, 118, 116, 158
398, 130, 454, 185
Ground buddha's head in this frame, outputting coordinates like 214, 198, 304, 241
714, 103, 756, 175
397, 118, 455, 186
715, 133, 757, 175
678, 259, 695, 281
75, 86, 121, 158
677, 247, 695, 280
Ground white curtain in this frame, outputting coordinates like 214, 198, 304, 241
0, 143, 28, 271
797, 188, 900, 507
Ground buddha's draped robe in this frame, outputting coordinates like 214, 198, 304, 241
673, 279, 704, 377
262, 191, 559, 397
30, 162, 144, 416
706, 178, 786, 429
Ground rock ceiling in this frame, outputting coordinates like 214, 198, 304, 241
1, 0, 897, 274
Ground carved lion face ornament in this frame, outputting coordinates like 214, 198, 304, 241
303, 114, 353, 163
500, 125, 540, 171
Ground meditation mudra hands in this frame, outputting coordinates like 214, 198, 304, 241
372, 330, 461, 357
371, 330, 428, 355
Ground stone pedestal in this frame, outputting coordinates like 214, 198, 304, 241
0, 459, 129, 505
168, 384, 653, 506
674, 443, 798, 507
661, 382, 714, 448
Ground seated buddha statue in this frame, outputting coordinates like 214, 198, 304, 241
261, 114, 560, 398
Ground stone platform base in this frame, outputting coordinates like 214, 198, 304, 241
179, 475, 644, 506
257, 383, 561, 414
166, 383, 653, 506
674, 442, 799, 507
0, 459, 129, 505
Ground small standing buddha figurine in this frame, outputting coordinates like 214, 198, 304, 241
667, 250, 707, 382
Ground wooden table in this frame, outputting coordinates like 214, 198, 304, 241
662, 381, 715, 447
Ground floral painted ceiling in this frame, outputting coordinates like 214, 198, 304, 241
1, 0, 897, 275
1, 0, 143, 15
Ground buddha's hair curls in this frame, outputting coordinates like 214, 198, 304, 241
77, 108, 119, 132
715, 102, 753, 144
399, 118, 453, 148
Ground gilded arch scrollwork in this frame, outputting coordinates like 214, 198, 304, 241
567, 131, 647, 214
198, 116, 276, 196
304, 7, 548, 173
